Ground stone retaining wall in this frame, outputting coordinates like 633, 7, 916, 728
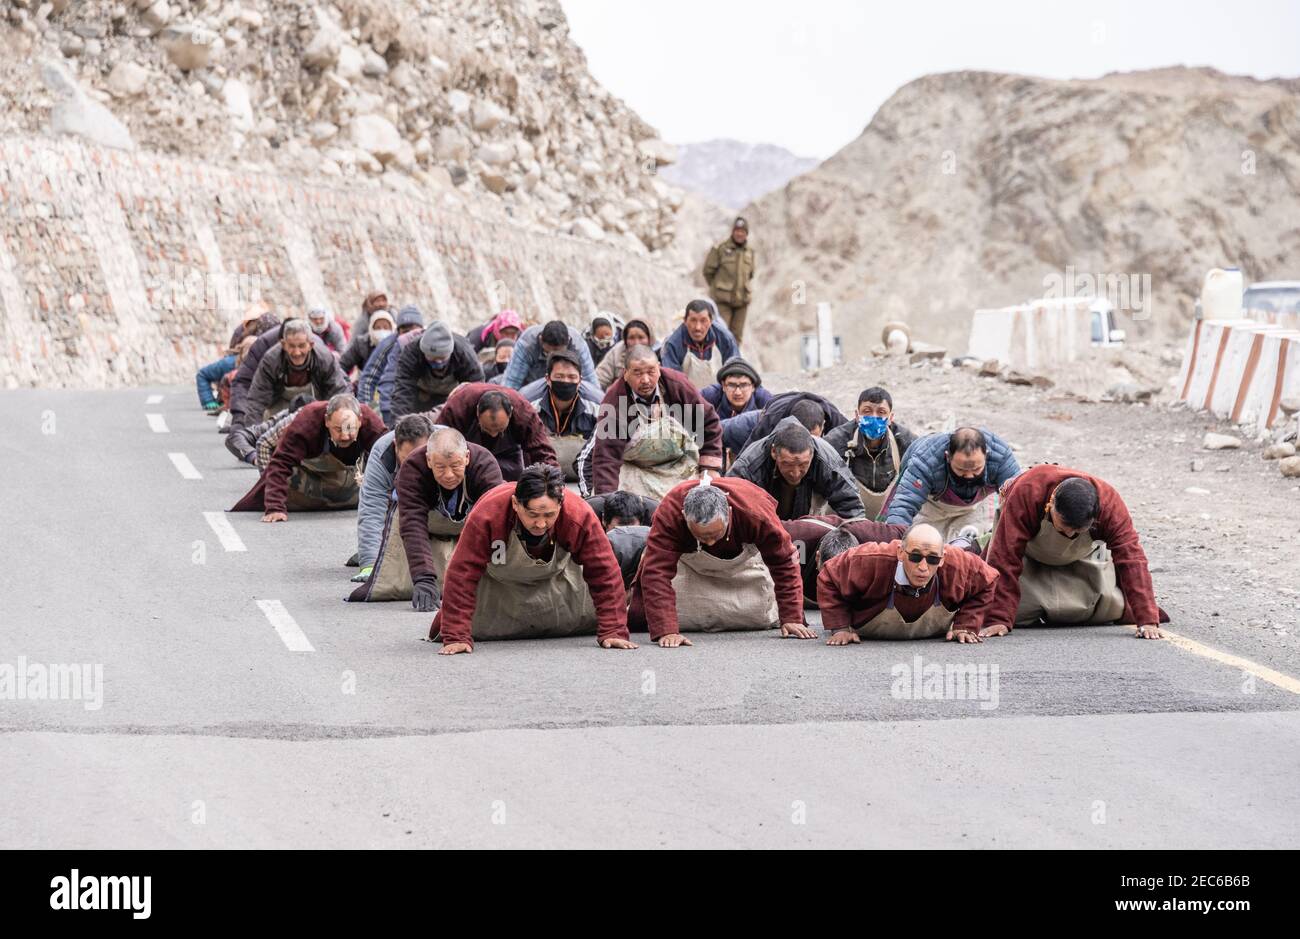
0, 134, 692, 388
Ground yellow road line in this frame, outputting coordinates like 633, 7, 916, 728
1161, 629, 1300, 695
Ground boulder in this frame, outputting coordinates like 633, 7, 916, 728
302, 28, 342, 69
41, 59, 135, 151
1263, 442, 1296, 460
349, 114, 404, 163
1280, 456, 1300, 478
1202, 433, 1241, 450
106, 61, 150, 98
475, 143, 514, 167
471, 99, 508, 132
637, 138, 677, 166
571, 217, 606, 241
160, 24, 220, 71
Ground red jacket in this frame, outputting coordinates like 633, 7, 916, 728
230, 401, 385, 514
782, 516, 908, 603
430, 483, 629, 647
637, 477, 803, 640
435, 382, 557, 481
588, 367, 723, 494
395, 442, 504, 584
984, 464, 1160, 628
817, 541, 999, 634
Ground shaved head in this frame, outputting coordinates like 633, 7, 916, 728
903, 523, 942, 551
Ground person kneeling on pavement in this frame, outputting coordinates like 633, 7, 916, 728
348, 413, 436, 589
429, 464, 638, 654
818, 523, 1000, 644
229, 393, 385, 521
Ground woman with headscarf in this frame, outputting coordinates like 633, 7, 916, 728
594, 317, 657, 390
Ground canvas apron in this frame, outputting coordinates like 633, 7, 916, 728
263, 381, 313, 420
550, 433, 588, 483
467, 531, 599, 640
671, 542, 779, 632
1011, 516, 1127, 627
284, 451, 359, 510
845, 430, 901, 521
681, 345, 722, 392
619, 414, 701, 501
913, 484, 998, 541
414, 368, 461, 411
855, 575, 956, 640
356, 507, 465, 602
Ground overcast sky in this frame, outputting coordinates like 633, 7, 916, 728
560, 0, 1300, 158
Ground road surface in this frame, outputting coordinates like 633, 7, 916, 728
1, 388, 1297, 848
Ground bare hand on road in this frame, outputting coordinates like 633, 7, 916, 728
781, 622, 817, 639
658, 634, 693, 648
600, 637, 639, 650
826, 629, 860, 645
978, 623, 1011, 638
947, 628, 983, 643
261, 511, 288, 523
439, 642, 473, 655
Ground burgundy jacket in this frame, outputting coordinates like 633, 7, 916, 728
636, 477, 803, 640
587, 367, 723, 494
230, 401, 385, 514
817, 541, 999, 634
435, 382, 558, 481
984, 464, 1162, 628
395, 442, 503, 584
430, 484, 629, 647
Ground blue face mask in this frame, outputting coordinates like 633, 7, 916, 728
858, 415, 889, 440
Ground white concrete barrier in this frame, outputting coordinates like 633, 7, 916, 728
1177, 318, 1300, 434
968, 298, 1093, 370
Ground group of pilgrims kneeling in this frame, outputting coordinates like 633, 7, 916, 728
211, 295, 1169, 654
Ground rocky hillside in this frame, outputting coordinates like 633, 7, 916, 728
660, 138, 819, 210
0, 0, 684, 255
741, 68, 1300, 370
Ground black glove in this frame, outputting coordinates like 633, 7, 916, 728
412, 579, 442, 613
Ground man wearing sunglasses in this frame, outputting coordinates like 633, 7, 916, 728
980, 465, 1167, 640
818, 522, 1000, 643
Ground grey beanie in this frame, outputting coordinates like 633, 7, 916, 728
396, 305, 424, 330
419, 321, 455, 360
717, 354, 760, 386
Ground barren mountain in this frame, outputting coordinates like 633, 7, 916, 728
0, 0, 684, 255
741, 68, 1300, 371
660, 138, 819, 210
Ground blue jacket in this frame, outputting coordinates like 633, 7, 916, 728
357, 332, 403, 411
700, 383, 772, 419
884, 429, 1021, 525
660, 320, 739, 373
501, 323, 598, 389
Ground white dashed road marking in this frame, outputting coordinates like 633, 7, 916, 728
256, 599, 315, 652
146, 394, 164, 404
146, 413, 169, 433
167, 452, 202, 480
203, 511, 247, 551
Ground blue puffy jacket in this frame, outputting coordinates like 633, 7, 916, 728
884, 429, 1021, 525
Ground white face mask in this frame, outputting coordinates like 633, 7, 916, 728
369, 329, 394, 346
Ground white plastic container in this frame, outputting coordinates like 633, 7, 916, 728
1201, 267, 1244, 320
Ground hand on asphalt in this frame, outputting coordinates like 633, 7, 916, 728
1136, 624, 1163, 640
978, 623, 1011, 638
826, 629, 860, 645
261, 511, 288, 523
657, 633, 693, 648
438, 642, 472, 655
411, 581, 441, 612
600, 637, 639, 650
781, 622, 817, 639
947, 628, 983, 643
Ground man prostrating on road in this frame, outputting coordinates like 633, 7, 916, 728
430, 463, 638, 655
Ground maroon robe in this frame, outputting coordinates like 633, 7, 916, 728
229, 401, 385, 513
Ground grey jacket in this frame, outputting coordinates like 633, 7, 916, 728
356, 431, 398, 569
726, 416, 865, 520
244, 343, 349, 422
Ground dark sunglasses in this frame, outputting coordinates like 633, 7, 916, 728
905, 551, 942, 566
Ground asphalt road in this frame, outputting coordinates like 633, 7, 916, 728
2, 387, 1298, 848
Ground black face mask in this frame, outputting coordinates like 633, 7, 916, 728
550, 380, 579, 402
948, 470, 985, 500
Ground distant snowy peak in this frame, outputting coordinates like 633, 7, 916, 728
660, 139, 820, 210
